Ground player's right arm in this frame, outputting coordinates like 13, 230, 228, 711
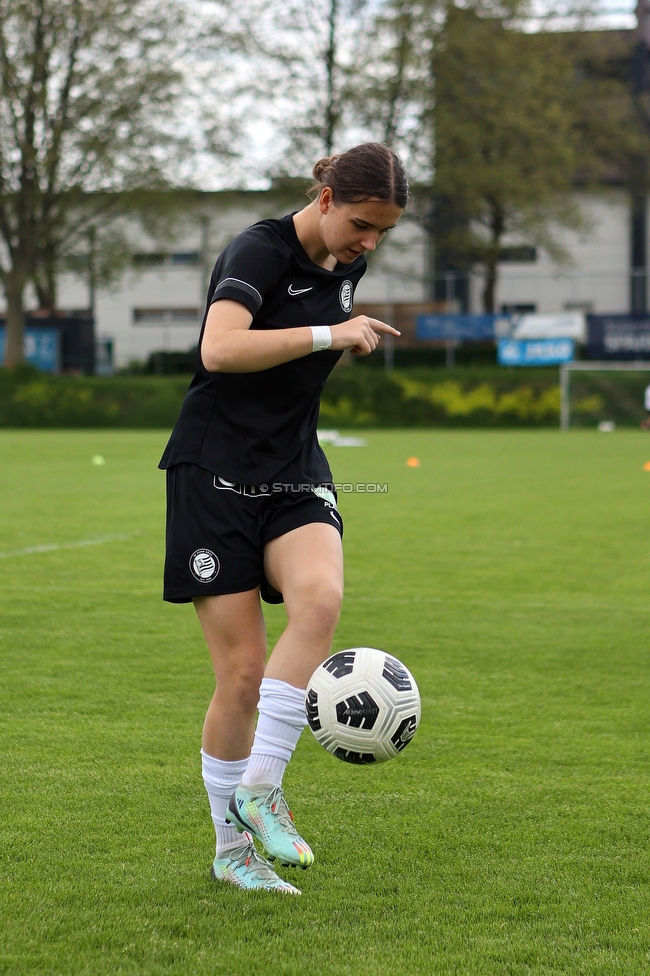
200, 299, 399, 373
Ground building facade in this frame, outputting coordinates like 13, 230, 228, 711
1, 186, 646, 369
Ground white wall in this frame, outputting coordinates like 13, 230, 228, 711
469, 191, 634, 314
7, 187, 647, 367
54, 193, 429, 367
356, 215, 428, 305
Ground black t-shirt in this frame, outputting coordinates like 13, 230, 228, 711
159, 213, 367, 486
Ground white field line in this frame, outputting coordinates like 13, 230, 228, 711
0, 533, 135, 559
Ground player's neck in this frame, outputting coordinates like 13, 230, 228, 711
292, 204, 337, 271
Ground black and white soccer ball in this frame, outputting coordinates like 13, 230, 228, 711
305, 647, 421, 764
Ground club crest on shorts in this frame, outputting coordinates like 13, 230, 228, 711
189, 548, 220, 583
339, 280, 353, 313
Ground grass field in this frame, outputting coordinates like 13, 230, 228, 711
1, 428, 649, 976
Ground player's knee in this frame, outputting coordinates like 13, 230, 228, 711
312, 599, 341, 639
224, 655, 265, 713
293, 580, 342, 637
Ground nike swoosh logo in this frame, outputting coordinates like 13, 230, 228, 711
288, 284, 313, 296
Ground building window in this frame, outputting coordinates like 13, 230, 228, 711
133, 253, 166, 268
133, 308, 199, 324
501, 303, 537, 315
498, 246, 537, 263
133, 252, 200, 268
564, 301, 593, 312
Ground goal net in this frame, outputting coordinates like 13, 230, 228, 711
560, 362, 650, 429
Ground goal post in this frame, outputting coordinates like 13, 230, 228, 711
560, 361, 650, 430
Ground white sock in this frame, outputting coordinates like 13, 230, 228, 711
201, 750, 249, 854
241, 678, 308, 789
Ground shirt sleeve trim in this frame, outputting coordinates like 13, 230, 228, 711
213, 277, 263, 308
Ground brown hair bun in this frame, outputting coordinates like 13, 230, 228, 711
309, 143, 408, 209
312, 155, 340, 182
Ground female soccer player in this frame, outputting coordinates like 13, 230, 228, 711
160, 142, 408, 893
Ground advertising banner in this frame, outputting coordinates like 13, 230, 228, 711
587, 315, 650, 360
0, 327, 59, 372
416, 313, 510, 341
497, 337, 574, 366
512, 312, 586, 342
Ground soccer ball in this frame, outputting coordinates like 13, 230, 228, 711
305, 647, 421, 764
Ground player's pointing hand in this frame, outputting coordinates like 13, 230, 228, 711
330, 316, 400, 357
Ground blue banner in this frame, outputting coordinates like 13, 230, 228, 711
416, 314, 508, 341
587, 315, 650, 360
0, 327, 59, 372
497, 338, 574, 366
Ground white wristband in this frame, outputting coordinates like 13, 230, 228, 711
310, 325, 332, 352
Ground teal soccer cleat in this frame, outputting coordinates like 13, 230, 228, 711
226, 784, 314, 869
211, 833, 301, 894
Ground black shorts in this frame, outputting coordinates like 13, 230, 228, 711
163, 463, 343, 604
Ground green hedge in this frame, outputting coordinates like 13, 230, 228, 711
0, 367, 191, 428
320, 367, 561, 428
0, 364, 566, 428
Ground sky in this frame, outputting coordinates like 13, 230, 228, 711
179, 0, 641, 192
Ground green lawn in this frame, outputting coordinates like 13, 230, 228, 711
1, 429, 649, 976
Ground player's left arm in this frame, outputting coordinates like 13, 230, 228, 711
200, 300, 314, 372
201, 300, 399, 373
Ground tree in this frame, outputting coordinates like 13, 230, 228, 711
220, 0, 370, 173
349, 0, 438, 168
564, 25, 650, 313
0, 0, 188, 366
348, 1, 650, 311
431, 5, 586, 312
31, 187, 196, 317
346, 0, 439, 293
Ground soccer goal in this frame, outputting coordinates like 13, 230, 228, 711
560, 361, 650, 429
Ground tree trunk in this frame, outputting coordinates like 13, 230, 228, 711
482, 205, 504, 313
420, 192, 436, 300
33, 275, 56, 315
629, 152, 647, 314
324, 0, 339, 153
482, 261, 497, 313
4, 271, 27, 368
382, 11, 411, 146
33, 248, 58, 315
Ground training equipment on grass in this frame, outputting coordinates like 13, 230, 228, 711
306, 647, 421, 764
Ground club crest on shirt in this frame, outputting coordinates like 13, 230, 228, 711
339, 280, 353, 313
190, 548, 220, 583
